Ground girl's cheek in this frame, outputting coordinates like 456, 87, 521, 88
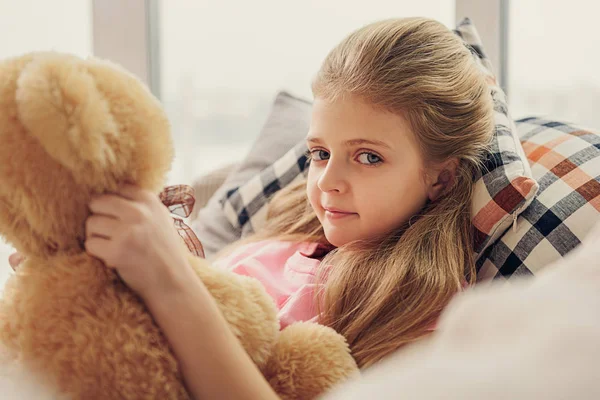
306, 173, 321, 208
306, 167, 319, 189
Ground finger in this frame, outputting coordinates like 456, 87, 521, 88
85, 215, 121, 239
118, 185, 166, 222
9, 252, 24, 270
117, 184, 154, 203
89, 194, 134, 219
84, 237, 115, 267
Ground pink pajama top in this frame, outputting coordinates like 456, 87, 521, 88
212, 240, 327, 330
212, 240, 466, 331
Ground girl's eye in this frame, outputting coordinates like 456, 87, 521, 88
310, 149, 330, 161
357, 152, 382, 165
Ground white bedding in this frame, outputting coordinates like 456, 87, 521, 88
324, 223, 600, 400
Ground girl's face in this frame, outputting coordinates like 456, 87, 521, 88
306, 95, 441, 247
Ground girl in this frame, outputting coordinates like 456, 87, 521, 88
10, 17, 494, 399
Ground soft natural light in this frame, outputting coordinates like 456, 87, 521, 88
159, 0, 456, 185
509, 0, 600, 128
2, 0, 600, 281
0, 0, 92, 60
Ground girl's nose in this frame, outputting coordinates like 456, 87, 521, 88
317, 158, 349, 194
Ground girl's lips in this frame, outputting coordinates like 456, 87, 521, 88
323, 206, 353, 213
324, 208, 358, 220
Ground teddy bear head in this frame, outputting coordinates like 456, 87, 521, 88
0, 52, 174, 258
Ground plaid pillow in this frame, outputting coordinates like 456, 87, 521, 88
221, 141, 310, 237
221, 18, 539, 257
477, 117, 600, 281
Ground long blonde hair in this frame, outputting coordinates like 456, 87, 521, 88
222, 17, 494, 368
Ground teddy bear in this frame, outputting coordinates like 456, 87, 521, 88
0, 52, 358, 399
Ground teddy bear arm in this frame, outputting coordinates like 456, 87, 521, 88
264, 322, 359, 400
185, 254, 281, 368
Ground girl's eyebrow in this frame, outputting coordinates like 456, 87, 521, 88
306, 136, 392, 150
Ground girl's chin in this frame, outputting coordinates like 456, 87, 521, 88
323, 229, 355, 248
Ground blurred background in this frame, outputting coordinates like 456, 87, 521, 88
2, 1, 599, 184
0, 0, 599, 277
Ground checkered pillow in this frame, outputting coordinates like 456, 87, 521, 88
221, 140, 310, 237
477, 117, 600, 281
221, 18, 539, 257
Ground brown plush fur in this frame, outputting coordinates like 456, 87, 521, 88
265, 323, 359, 399
0, 52, 358, 399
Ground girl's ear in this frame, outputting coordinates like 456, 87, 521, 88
426, 158, 459, 202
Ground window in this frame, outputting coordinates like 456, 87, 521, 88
157, 1, 456, 184
508, 0, 600, 129
0, 0, 92, 59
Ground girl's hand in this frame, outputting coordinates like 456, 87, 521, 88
8, 252, 24, 271
85, 185, 193, 300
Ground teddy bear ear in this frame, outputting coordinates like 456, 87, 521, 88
15, 53, 120, 180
